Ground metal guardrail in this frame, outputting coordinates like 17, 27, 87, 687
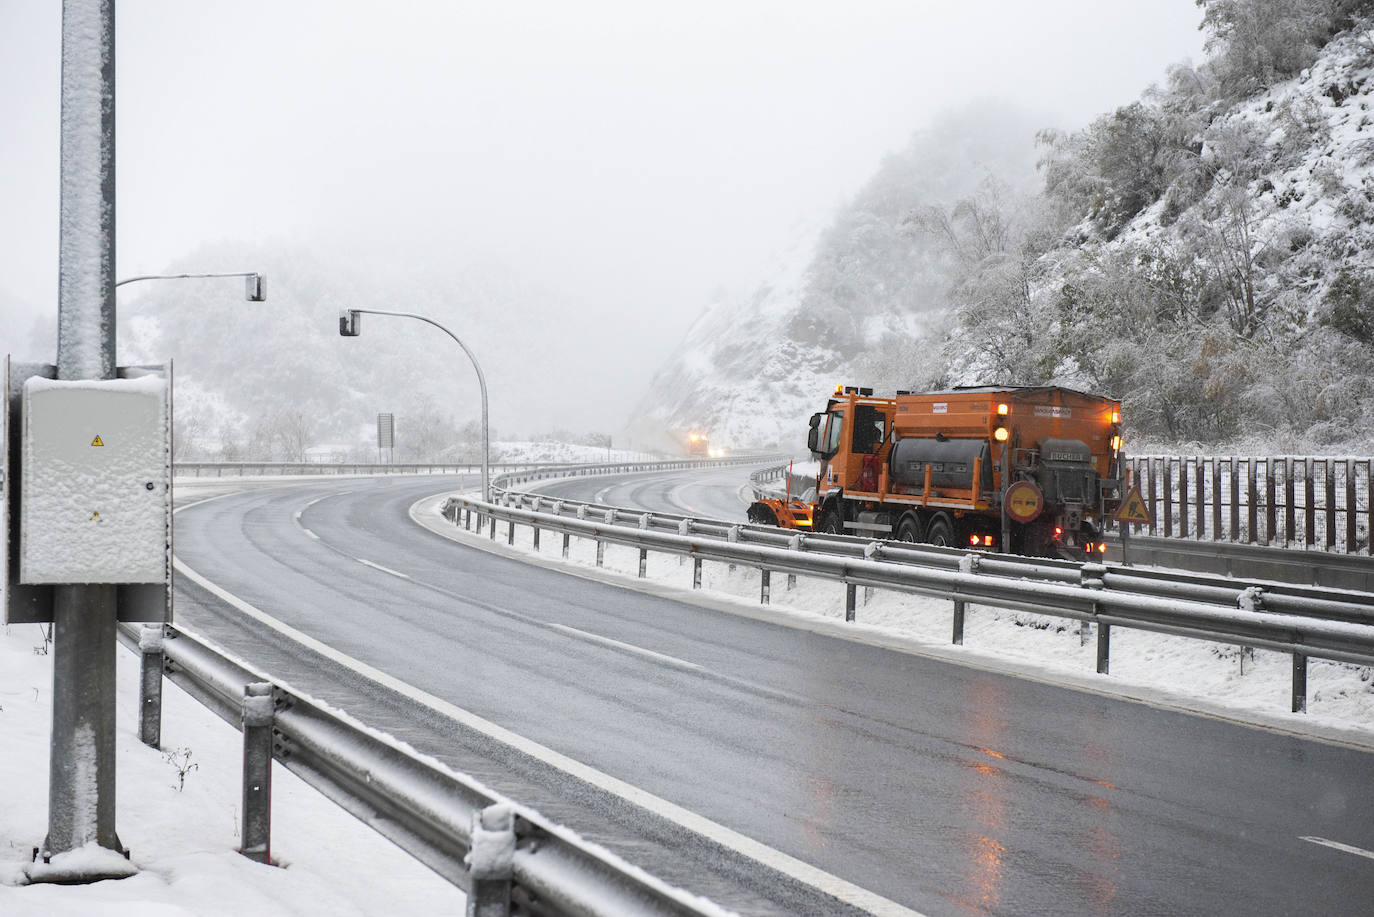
119, 622, 721, 917
175, 460, 578, 477
446, 481, 1374, 715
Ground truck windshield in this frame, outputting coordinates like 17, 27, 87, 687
823, 410, 845, 455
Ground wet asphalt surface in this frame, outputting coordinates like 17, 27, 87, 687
170, 472, 1374, 916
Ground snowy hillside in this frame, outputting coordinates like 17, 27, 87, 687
626, 106, 1045, 453
631, 3, 1374, 455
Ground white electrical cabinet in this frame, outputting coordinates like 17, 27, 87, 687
19, 373, 170, 584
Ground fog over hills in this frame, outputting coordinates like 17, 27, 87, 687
102, 245, 652, 460
625, 105, 1046, 453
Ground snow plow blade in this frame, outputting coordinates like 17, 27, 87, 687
747, 498, 814, 530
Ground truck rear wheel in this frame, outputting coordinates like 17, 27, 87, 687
819, 510, 842, 535
925, 514, 954, 547
895, 514, 924, 543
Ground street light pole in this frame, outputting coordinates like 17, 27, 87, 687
338, 308, 490, 502
39, 0, 129, 877
117, 271, 266, 301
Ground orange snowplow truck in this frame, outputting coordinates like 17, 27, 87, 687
748, 385, 1124, 560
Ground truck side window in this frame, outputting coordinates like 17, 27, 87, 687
852, 404, 886, 453
823, 411, 844, 455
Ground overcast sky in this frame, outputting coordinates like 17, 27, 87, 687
1, 1, 1206, 392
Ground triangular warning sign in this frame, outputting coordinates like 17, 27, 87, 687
91, 434, 104, 447
1114, 484, 1153, 525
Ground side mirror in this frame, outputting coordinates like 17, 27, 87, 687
807, 427, 819, 454
339, 309, 361, 336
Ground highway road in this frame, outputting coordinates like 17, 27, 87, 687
525, 462, 759, 522
170, 470, 1374, 916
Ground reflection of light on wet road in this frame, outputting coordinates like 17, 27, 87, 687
951, 683, 1010, 914
1086, 823, 1121, 909
968, 835, 1006, 910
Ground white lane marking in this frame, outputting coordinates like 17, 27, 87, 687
172, 557, 920, 916
295, 493, 339, 525
593, 484, 614, 503
357, 558, 411, 579
666, 480, 701, 516
545, 623, 702, 672
1302, 836, 1374, 861
302, 528, 320, 541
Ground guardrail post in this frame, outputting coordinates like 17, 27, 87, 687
466, 803, 515, 917
1096, 623, 1111, 675
1178, 459, 1189, 537
952, 600, 965, 644
1367, 460, 1373, 555
1284, 458, 1296, 546
1211, 459, 1222, 541
1304, 459, 1316, 547
1244, 458, 1256, 543
464, 507, 472, 531
1292, 653, 1308, 714
1264, 459, 1275, 545
1345, 459, 1356, 554
507, 520, 515, 545
240, 682, 275, 865
596, 539, 604, 567
693, 556, 702, 589
1229, 459, 1240, 542
562, 533, 570, 559
1193, 457, 1203, 539
1162, 460, 1173, 537
138, 625, 165, 748
489, 513, 497, 541
845, 583, 857, 622
760, 569, 771, 605
638, 548, 648, 578
532, 526, 540, 551
1324, 459, 1336, 550
1146, 458, 1157, 535
787, 534, 802, 590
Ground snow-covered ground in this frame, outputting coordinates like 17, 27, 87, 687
0, 623, 461, 915
492, 441, 663, 464
427, 491, 1374, 744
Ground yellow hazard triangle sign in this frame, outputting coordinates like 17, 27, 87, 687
1114, 484, 1153, 525
91, 434, 104, 446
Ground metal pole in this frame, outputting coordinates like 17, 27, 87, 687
240, 683, 275, 864
138, 625, 165, 748
352, 309, 490, 502
41, 0, 128, 871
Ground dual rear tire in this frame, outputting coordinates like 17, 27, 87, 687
895, 512, 954, 547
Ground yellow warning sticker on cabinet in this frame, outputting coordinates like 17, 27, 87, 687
91, 434, 104, 446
